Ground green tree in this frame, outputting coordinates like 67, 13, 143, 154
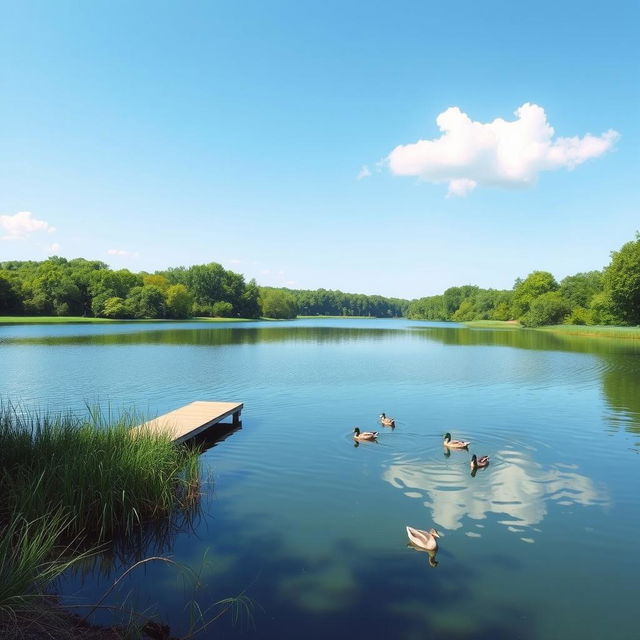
0, 271, 22, 313
211, 301, 234, 317
512, 271, 558, 318
165, 284, 193, 318
102, 296, 129, 318
125, 285, 166, 319
520, 292, 570, 327
260, 290, 297, 319
602, 233, 640, 325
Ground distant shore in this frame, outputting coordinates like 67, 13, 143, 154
464, 320, 640, 339
0, 316, 255, 325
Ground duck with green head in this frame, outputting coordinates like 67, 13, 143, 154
443, 432, 470, 449
353, 427, 378, 442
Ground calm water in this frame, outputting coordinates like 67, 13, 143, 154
1, 319, 639, 639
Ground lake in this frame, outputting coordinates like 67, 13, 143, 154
1, 318, 638, 639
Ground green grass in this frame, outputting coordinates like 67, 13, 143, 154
0, 315, 256, 325
0, 316, 118, 324
463, 320, 522, 328
536, 324, 640, 339
0, 405, 202, 632
0, 406, 201, 542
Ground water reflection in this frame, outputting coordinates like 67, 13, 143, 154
383, 449, 607, 537
407, 541, 439, 567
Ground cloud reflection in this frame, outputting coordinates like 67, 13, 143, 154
382, 449, 607, 535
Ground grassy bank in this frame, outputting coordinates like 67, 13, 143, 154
462, 320, 640, 339
535, 324, 640, 339
0, 407, 201, 634
0, 315, 254, 325
463, 320, 522, 329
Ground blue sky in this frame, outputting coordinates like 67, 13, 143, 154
1, 0, 638, 299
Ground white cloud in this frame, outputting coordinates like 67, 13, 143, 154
0, 211, 56, 240
386, 103, 619, 196
49, 243, 61, 253
107, 249, 139, 257
356, 165, 371, 180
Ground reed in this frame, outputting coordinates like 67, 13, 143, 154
0, 405, 201, 543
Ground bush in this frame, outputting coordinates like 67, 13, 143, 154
211, 301, 234, 317
564, 306, 592, 325
520, 292, 571, 327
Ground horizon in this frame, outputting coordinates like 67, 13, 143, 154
1, 1, 638, 299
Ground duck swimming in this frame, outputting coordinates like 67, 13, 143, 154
353, 427, 378, 442
406, 526, 440, 551
379, 413, 395, 427
443, 432, 470, 449
470, 454, 490, 469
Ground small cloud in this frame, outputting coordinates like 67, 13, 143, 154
356, 165, 371, 180
1, 211, 56, 240
49, 243, 61, 253
386, 103, 619, 196
447, 178, 477, 198
107, 249, 139, 258
229, 258, 242, 265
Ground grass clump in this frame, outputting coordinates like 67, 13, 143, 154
0, 406, 201, 542
0, 404, 201, 633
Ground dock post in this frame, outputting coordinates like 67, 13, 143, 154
233, 410, 241, 425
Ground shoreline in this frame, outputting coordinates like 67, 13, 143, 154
464, 320, 640, 340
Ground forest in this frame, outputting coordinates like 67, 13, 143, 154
0, 259, 408, 320
407, 233, 640, 327
0, 233, 638, 325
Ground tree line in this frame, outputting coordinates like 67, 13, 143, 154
1, 232, 637, 325
407, 233, 640, 327
0, 258, 409, 320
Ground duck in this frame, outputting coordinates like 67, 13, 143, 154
470, 454, 490, 469
379, 413, 396, 427
353, 427, 378, 442
406, 526, 440, 551
443, 432, 470, 449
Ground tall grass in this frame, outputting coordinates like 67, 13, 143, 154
0, 405, 201, 542
0, 405, 202, 633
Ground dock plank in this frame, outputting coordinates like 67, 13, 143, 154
132, 401, 243, 443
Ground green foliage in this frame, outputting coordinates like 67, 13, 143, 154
520, 292, 571, 327
260, 289, 298, 319
589, 291, 616, 325
268, 287, 407, 318
559, 271, 603, 309
602, 232, 640, 325
408, 288, 512, 322
564, 306, 592, 325
0, 406, 200, 543
166, 284, 193, 319
512, 271, 558, 317
125, 285, 166, 319
211, 301, 234, 317
0, 271, 22, 314
102, 296, 129, 319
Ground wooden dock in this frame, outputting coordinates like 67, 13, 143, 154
132, 401, 243, 444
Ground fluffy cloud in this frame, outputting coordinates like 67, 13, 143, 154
0, 211, 56, 240
386, 103, 619, 196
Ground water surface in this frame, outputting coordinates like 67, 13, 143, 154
1, 319, 638, 639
